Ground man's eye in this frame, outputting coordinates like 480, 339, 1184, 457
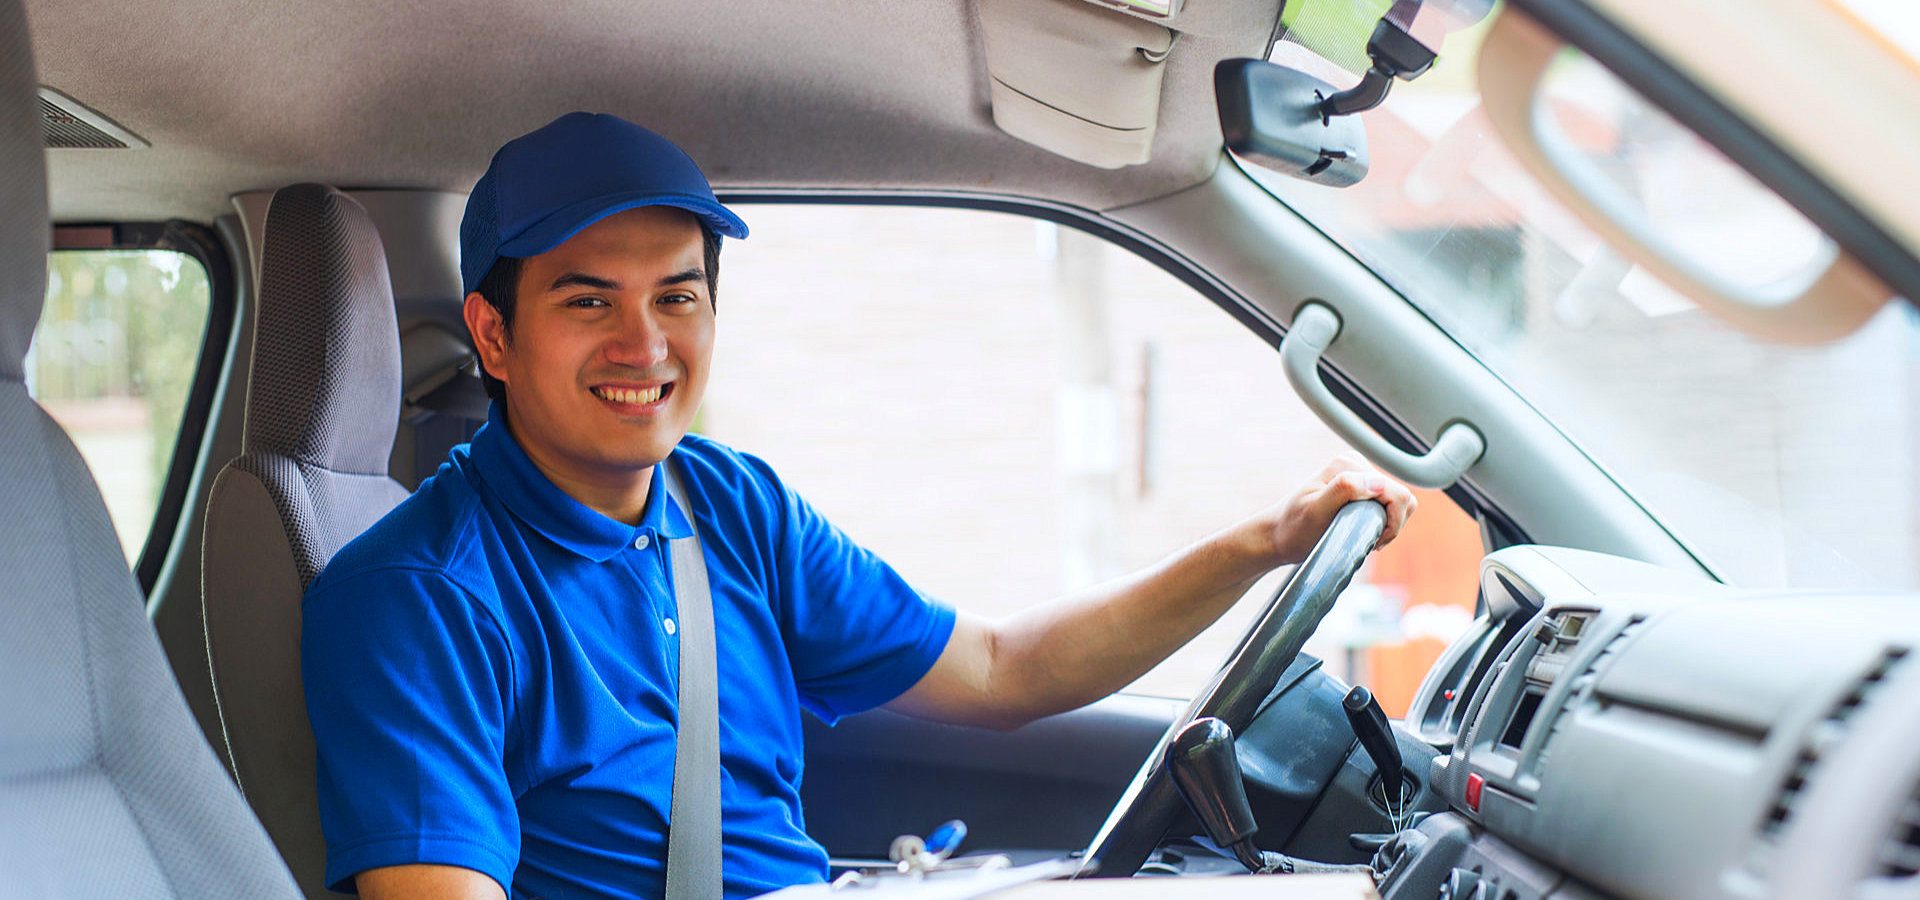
568, 296, 610, 308
661, 294, 698, 307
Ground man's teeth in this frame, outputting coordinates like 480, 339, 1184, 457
595, 386, 664, 405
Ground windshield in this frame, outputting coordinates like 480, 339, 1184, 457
1250, 8, 1920, 592
1837, 0, 1920, 69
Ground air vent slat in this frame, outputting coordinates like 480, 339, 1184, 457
1762, 647, 1908, 842
1876, 794, 1920, 879
1531, 618, 1644, 775
1764, 752, 1819, 832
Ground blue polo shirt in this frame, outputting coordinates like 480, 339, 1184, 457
301, 409, 956, 899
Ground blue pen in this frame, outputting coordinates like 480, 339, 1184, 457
924, 820, 968, 861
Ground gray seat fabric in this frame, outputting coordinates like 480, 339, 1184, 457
0, 1, 302, 896
202, 183, 411, 898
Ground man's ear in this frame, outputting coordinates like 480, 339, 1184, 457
464, 291, 510, 386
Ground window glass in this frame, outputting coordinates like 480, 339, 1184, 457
28, 250, 212, 563
1536, 50, 1833, 297
701, 204, 1482, 712
1253, 14, 1920, 591
1834, 0, 1920, 67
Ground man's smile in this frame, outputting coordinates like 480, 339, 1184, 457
590, 382, 674, 410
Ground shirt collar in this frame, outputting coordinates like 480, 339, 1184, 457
467, 401, 695, 562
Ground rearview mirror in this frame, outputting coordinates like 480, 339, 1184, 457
1214, 58, 1368, 188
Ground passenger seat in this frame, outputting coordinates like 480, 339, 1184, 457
0, 0, 301, 895
202, 183, 411, 897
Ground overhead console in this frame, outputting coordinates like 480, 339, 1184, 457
1380, 546, 1920, 900
977, 0, 1176, 168
974, 0, 1280, 168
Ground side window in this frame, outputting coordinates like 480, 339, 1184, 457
28, 247, 212, 568
704, 204, 1483, 714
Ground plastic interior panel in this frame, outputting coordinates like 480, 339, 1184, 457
1590, 600, 1893, 736
1280, 302, 1486, 488
1766, 651, 1920, 897
1452, 829, 1566, 899
1234, 658, 1384, 858
1281, 732, 1445, 865
1403, 615, 1500, 748
342, 191, 465, 308
800, 693, 1179, 858
1422, 546, 1697, 802
1375, 812, 1476, 900
1518, 685, 1765, 899
1444, 582, 1920, 900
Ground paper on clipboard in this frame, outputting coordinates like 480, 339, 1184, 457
756, 865, 1378, 900
984, 873, 1379, 899
756, 859, 1076, 900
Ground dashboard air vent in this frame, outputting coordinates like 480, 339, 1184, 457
1876, 786, 1920, 878
1531, 617, 1644, 774
1762, 647, 1908, 840
1762, 751, 1819, 837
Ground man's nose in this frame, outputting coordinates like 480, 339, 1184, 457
603, 308, 670, 368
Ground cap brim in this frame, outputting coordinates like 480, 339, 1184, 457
497, 191, 749, 259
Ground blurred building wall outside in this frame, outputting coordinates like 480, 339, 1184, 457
702, 204, 1482, 712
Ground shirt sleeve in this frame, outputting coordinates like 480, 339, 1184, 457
759, 464, 957, 723
302, 567, 520, 895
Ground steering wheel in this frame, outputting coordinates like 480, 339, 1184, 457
1073, 499, 1389, 878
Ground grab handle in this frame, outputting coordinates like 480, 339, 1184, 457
1280, 302, 1484, 489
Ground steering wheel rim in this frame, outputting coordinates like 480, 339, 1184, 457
1074, 499, 1389, 878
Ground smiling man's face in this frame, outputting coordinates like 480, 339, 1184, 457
473, 206, 713, 495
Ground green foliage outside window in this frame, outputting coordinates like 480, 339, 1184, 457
30, 250, 211, 562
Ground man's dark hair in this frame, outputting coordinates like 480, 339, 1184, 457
473, 224, 722, 401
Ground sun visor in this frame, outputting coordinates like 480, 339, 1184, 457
979, 0, 1175, 169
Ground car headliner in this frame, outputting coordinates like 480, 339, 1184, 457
25, 0, 1285, 224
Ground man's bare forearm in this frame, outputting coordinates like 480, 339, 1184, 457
888, 459, 1417, 730
890, 521, 1273, 730
991, 528, 1271, 727
356, 864, 506, 900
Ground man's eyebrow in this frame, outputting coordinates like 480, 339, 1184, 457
545, 269, 705, 293
547, 272, 620, 293
659, 268, 705, 288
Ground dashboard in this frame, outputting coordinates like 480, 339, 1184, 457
1370, 546, 1920, 900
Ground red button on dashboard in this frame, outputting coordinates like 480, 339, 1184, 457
1465, 773, 1484, 812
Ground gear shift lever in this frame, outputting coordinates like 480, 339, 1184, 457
1167, 717, 1266, 872
1341, 686, 1405, 807
1167, 717, 1385, 879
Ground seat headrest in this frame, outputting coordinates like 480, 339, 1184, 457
245, 183, 402, 474
0, 0, 47, 380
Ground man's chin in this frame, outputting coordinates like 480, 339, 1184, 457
606, 434, 687, 472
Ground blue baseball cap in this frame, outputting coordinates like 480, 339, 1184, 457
460, 112, 749, 296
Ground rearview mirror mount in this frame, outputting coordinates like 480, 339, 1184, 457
1214, 58, 1369, 188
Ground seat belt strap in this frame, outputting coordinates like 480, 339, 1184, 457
662, 460, 722, 900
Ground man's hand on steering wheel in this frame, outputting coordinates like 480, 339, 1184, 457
1077, 456, 1417, 877
1257, 457, 1418, 567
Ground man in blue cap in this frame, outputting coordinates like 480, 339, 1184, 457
301, 112, 1415, 900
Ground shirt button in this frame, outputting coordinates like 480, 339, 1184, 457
664, 618, 677, 636
633, 534, 650, 550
